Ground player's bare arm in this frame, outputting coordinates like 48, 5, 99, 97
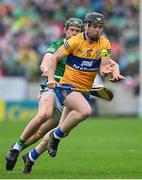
47, 49, 66, 89
100, 58, 126, 82
40, 54, 52, 77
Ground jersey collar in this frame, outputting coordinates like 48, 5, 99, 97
83, 32, 87, 40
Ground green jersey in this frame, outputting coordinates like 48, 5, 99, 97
42, 39, 66, 84
46, 39, 66, 77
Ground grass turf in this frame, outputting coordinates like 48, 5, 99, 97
0, 117, 142, 179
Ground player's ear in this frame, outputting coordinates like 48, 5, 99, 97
63, 27, 67, 34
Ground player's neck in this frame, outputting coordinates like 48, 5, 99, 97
85, 33, 98, 44
87, 36, 95, 44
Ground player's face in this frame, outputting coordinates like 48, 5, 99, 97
65, 25, 82, 39
86, 23, 103, 41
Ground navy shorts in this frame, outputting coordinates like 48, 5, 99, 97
54, 84, 90, 106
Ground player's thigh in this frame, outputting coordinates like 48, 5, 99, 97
38, 92, 55, 115
64, 92, 92, 114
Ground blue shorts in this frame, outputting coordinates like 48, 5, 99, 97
54, 84, 90, 106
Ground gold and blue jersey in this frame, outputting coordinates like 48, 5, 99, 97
59, 32, 111, 90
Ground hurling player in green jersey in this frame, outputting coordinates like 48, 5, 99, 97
5, 18, 83, 172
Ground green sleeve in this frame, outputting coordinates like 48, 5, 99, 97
44, 39, 66, 80
46, 39, 64, 54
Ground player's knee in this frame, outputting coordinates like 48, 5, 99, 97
36, 114, 47, 124
80, 107, 92, 120
37, 111, 52, 122
42, 109, 53, 119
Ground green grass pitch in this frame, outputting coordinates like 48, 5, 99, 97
0, 117, 142, 179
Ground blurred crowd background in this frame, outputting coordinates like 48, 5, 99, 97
0, 0, 139, 94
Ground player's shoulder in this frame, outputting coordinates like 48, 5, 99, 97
46, 39, 64, 53
76, 32, 84, 39
69, 32, 84, 41
51, 39, 64, 46
100, 35, 110, 43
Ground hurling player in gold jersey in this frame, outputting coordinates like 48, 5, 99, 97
21, 12, 126, 172
46, 12, 125, 156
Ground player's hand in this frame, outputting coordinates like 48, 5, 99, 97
47, 80, 57, 89
40, 66, 48, 77
42, 70, 48, 77
100, 64, 113, 76
109, 75, 126, 82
